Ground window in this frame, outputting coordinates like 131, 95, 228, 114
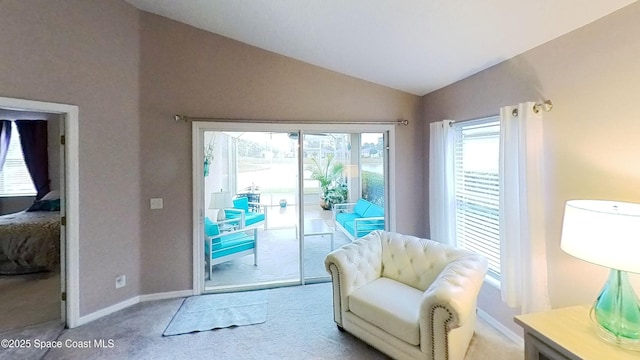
453, 116, 500, 280
0, 122, 36, 197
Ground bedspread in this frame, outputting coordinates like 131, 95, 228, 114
0, 211, 60, 274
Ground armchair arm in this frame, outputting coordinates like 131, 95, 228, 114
419, 253, 488, 359
223, 208, 246, 228
324, 233, 384, 325
332, 202, 356, 220
353, 216, 385, 234
215, 217, 241, 227
208, 226, 256, 241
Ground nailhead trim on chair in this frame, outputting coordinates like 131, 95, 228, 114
329, 264, 343, 325
430, 304, 453, 360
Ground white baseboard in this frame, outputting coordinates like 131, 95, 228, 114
76, 296, 140, 327
73, 289, 193, 328
477, 308, 524, 348
139, 289, 194, 302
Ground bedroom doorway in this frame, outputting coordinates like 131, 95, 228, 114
0, 96, 80, 331
0, 109, 63, 333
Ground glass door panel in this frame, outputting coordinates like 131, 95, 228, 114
360, 133, 385, 208
199, 127, 389, 291
204, 131, 300, 291
301, 132, 379, 281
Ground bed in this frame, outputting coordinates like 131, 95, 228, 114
0, 207, 61, 275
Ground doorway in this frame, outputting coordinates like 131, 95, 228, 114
0, 96, 80, 330
0, 111, 62, 333
192, 122, 394, 294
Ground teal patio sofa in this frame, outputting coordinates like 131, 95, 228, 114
333, 198, 385, 241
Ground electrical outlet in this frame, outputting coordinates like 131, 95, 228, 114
115, 275, 126, 289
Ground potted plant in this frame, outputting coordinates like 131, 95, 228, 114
204, 135, 215, 177
324, 180, 348, 209
307, 154, 347, 210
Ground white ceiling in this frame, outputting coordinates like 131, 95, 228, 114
125, 0, 637, 96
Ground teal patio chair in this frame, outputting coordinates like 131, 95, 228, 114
204, 217, 258, 280
224, 196, 267, 230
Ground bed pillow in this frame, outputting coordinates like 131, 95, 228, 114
27, 199, 61, 212
41, 190, 61, 201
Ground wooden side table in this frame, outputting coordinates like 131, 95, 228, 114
515, 305, 639, 360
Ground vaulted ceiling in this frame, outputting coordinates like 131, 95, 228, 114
125, 0, 637, 96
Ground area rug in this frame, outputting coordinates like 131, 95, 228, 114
162, 291, 268, 336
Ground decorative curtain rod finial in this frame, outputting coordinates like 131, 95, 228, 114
174, 114, 188, 122
533, 100, 553, 113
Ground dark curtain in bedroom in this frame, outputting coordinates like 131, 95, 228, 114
15, 120, 49, 200
0, 120, 11, 170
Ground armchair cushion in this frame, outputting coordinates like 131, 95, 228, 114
353, 199, 372, 217
349, 277, 422, 346
335, 212, 359, 225
224, 208, 265, 227
233, 197, 250, 212
362, 203, 384, 217
211, 232, 255, 258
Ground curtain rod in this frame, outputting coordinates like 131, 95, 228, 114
173, 114, 409, 126
449, 100, 553, 126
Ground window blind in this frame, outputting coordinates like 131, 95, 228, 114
453, 117, 501, 279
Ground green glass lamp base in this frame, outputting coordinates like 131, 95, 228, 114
590, 269, 640, 351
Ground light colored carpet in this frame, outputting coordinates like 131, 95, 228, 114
163, 291, 268, 336
4, 282, 523, 360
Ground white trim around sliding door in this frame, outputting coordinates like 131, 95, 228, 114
191, 121, 396, 295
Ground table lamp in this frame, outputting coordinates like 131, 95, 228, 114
209, 192, 229, 222
560, 200, 640, 350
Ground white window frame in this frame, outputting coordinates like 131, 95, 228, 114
452, 115, 501, 283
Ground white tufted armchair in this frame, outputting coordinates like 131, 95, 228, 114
324, 231, 488, 360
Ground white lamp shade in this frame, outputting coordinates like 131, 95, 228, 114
561, 200, 640, 274
209, 192, 229, 222
209, 192, 229, 209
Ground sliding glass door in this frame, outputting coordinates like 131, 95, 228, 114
202, 130, 301, 291
193, 123, 393, 293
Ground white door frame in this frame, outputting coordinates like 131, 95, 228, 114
191, 121, 396, 295
0, 96, 80, 328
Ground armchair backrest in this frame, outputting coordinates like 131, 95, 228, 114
232, 197, 250, 212
353, 199, 372, 217
204, 217, 220, 237
377, 231, 472, 291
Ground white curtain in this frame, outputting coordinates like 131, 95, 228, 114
428, 120, 455, 245
499, 102, 550, 313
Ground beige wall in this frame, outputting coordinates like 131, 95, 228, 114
0, 1, 141, 315
422, 2, 640, 334
138, 13, 422, 293
0, 1, 422, 318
